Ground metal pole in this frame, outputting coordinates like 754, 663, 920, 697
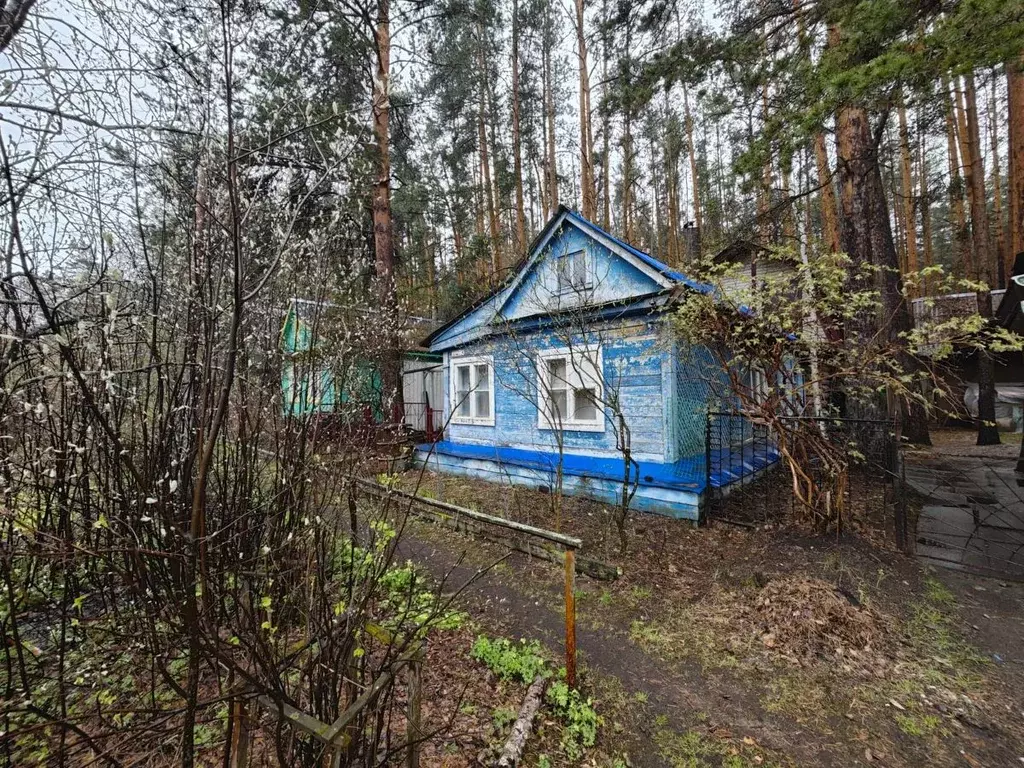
564, 547, 577, 689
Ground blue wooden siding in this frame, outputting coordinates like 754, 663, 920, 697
418, 207, 779, 521
444, 319, 673, 462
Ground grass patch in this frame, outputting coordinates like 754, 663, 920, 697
654, 727, 785, 768
761, 673, 832, 723
629, 615, 741, 670
894, 712, 943, 737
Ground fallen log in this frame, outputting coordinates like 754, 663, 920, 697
495, 675, 548, 768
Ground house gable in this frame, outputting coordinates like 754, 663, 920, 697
496, 214, 672, 322
427, 208, 691, 352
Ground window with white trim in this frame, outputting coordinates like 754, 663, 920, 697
450, 357, 495, 425
538, 345, 604, 432
556, 249, 591, 294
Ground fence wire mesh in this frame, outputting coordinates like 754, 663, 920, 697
705, 412, 909, 548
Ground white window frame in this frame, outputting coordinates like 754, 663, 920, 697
555, 249, 592, 295
537, 344, 605, 433
449, 355, 495, 426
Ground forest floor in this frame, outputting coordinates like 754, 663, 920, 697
389, 444, 1024, 768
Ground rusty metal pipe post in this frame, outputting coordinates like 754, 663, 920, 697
564, 547, 577, 688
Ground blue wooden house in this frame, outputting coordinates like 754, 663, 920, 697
414, 207, 778, 521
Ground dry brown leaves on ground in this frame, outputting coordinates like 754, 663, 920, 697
749, 577, 882, 658
695, 576, 893, 675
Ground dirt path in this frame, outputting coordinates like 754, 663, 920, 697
399, 528, 855, 767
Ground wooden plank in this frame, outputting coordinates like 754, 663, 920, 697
406, 647, 423, 768
256, 694, 347, 747
388, 490, 618, 580
353, 477, 583, 550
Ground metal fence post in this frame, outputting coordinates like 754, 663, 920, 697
704, 410, 712, 505
564, 547, 577, 689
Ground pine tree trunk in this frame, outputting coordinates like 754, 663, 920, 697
485, 55, 505, 268
683, 85, 702, 234
601, 0, 611, 229
1008, 57, 1024, 266
649, 130, 662, 254
511, 0, 527, 255
423, 221, 437, 318
991, 73, 1006, 287
944, 76, 972, 277
622, 109, 633, 241
474, 150, 485, 237
665, 92, 681, 265
918, 107, 934, 296
897, 98, 919, 296
1010, 58, 1024, 468
781, 165, 796, 243
543, 14, 559, 217
814, 131, 841, 253
758, 88, 773, 244
477, 24, 501, 277
962, 72, 1000, 446
954, 78, 980, 279
835, 99, 929, 443
574, 0, 596, 219
888, 131, 906, 278
372, 0, 399, 412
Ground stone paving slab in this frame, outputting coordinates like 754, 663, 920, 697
911, 454, 1024, 580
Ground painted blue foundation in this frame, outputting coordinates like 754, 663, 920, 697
707, 441, 782, 489
412, 440, 781, 522
412, 445, 703, 521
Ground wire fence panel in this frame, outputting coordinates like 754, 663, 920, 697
704, 412, 909, 549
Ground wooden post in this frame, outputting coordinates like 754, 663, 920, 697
229, 698, 250, 768
406, 647, 423, 768
564, 548, 577, 689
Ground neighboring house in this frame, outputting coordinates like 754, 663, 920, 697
912, 255, 1024, 431
413, 206, 778, 521
280, 298, 442, 433
713, 239, 796, 297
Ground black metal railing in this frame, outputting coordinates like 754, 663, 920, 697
704, 412, 908, 548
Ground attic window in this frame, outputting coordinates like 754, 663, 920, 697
556, 250, 591, 294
